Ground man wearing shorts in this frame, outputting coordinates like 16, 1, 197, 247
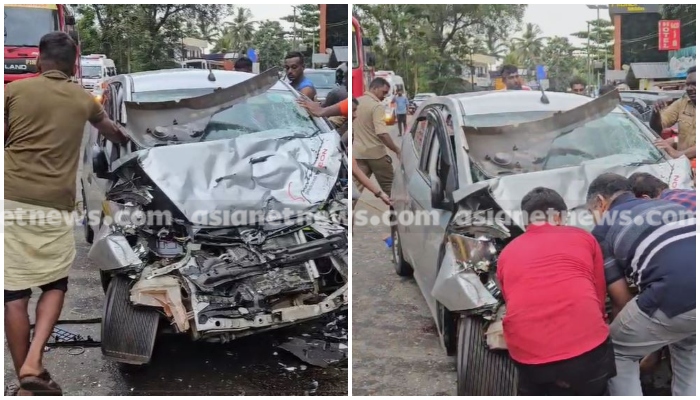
392, 90, 409, 136
4, 32, 126, 395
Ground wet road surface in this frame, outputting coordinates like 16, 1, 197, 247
351, 126, 457, 396
4, 132, 348, 396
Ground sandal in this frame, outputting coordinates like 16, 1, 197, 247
19, 370, 63, 396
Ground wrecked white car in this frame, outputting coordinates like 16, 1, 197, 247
390, 89, 693, 395
80, 68, 348, 365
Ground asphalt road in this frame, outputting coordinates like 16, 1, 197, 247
351, 125, 458, 396
4, 131, 348, 396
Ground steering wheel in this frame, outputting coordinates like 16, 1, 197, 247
542, 147, 596, 169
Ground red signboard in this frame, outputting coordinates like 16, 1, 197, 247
658, 20, 681, 51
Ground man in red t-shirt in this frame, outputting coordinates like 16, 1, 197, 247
497, 187, 616, 395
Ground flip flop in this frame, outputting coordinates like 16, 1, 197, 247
19, 370, 63, 396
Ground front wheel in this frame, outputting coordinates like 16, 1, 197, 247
457, 316, 518, 396
390, 221, 413, 277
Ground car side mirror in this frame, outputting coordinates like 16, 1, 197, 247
92, 145, 112, 179
366, 52, 376, 67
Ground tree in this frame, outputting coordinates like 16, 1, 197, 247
281, 4, 320, 54
512, 23, 545, 72
353, 4, 525, 95
252, 20, 292, 71
542, 36, 586, 91
570, 18, 614, 70
74, 5, 232, 72
219, 7, 256, 54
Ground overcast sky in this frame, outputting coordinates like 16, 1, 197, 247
236, 4, 295, 29
519, 4, 612, 47
240, 4, 609, 46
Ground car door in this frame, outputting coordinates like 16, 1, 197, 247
411, 108, 460, 320
397, 107, 433, 267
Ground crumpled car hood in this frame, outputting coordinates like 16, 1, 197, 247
455, 157, 694, 231
116, 130, 342, 225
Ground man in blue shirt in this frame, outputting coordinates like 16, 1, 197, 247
391, 90, 410, 136
284, 52, 316, 100
587, 173, 695, 396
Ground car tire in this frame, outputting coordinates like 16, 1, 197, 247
81, 184, 94, 244
101, 276, 159, 366
390, 218, 413, 277
457, 316, 518, 396
100, 270, 111, 293
437, 301, 457, 356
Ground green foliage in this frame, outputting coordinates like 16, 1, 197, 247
74, 4, 233, 73
252, 20, 292, 71
541, 36, 586, 91
354, 4, 526, 95
280, 4, 320, 53
570, 18, 614, 69
662, 4, 696, 47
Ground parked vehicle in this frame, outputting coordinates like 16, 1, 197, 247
81, 68, 348, 365
389, 90, 693, 395
305, 68, 338, 104
4, 4, 80, 86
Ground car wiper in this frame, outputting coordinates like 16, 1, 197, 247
625, 152, 666, 166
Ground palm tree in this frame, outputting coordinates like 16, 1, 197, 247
484, 26, 510, 61
512, 23, 546, 71
221, 7, 256, 54
211, 36, 233, 53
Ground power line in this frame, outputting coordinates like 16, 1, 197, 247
620, 19, 696, 44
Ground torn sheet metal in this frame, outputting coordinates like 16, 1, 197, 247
88, 225, 143, 271
277, 337, 347, 368
135, 131, 342, 225
486, 157, 694, 230
431, 242, 498, 312
461, 91, 620, 177
131, 275, 190, 332
124, 68, 281, 148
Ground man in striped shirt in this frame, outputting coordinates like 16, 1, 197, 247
628, 172, 696, 212
587, 173, 696, 396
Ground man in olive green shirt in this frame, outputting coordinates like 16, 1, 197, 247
353, 77, 401, 196
4, 32, 126, 395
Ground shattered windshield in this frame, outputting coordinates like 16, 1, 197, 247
464, 109, 666, 178
129, 89, 321, 146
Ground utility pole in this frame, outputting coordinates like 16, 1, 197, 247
292, 6, 298, 50
587, 5, 610, 84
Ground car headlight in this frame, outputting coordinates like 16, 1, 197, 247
448, 234, 497, 273
102, 201, 147, 227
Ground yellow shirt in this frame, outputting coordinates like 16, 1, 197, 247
352, 92, 388, 160
661, 96, 696, 151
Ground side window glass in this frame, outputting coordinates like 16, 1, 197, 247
412, 111, 429, 156
418, 122, 437, 175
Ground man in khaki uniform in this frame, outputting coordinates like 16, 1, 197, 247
353, 77, 401, 197
651, 66, 696, 160
4, 32, 126, 395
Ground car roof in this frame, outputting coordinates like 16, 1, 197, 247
305, 69, 335, 74
126, 69, 289, 93
446, 90, 622, 115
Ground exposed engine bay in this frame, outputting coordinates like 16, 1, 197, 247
89, 130, 348, 343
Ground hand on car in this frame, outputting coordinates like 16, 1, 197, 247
653, 99, 673, 113
296, 98, 322, 116
655, 139, 682, 158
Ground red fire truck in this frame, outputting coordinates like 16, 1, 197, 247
352, 16, 375, 98
4, 4, 81, 86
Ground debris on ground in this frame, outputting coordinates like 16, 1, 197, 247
276, 312, 348, 368
45, 326, 100, 348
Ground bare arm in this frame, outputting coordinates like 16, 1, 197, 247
300, 86, 316, 101
91, 116, 128, 144
650, 99, 682, 133
297, 98, 343, 118
608, 278, 634, 321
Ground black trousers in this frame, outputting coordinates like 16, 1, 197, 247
396, 113, 407, 135
514, 337, 616, 396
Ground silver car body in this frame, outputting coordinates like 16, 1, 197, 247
392, 90, 694, 328
81, 68, 348, 343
